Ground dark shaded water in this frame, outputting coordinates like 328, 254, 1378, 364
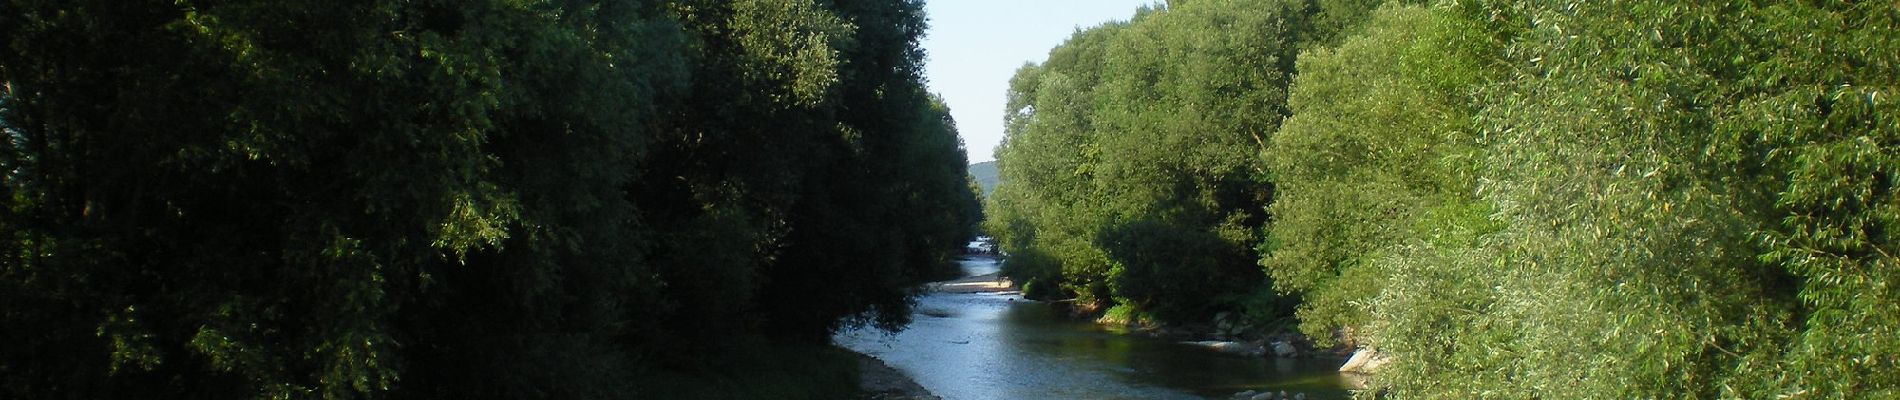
836, 258, 1353, 400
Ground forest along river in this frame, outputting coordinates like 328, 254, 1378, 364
835, 256, 1354, 400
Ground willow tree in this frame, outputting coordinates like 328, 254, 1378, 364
1087, 0, 1298, 323
1331, 1, 1900, 397
1261, 3, 1498, 346
988, 21, 1130, 303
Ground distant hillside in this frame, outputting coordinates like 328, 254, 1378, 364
969, 161, 998, 198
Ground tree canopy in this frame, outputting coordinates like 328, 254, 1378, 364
0, 0, 980, 398
989, 0, 1899, 397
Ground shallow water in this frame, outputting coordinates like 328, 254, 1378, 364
836, 258, 1353, 400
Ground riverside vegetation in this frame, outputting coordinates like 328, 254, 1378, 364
0, 0, 981, 398
986, 0, 1898, 398
5, 0, 1898, 398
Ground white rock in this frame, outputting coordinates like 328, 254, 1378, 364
1338, 348, 1393, 373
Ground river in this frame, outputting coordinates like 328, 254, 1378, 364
836, 257, 1355, 400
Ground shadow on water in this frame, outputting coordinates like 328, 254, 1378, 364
836, 258, 1352, 400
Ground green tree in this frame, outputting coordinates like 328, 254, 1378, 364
1, 0, 686, 397
1260, 3, 1497, 345
1330, 1, 1900, 397
988, 21, 1129, 304
1, 0, 979, 398
1089, 0, 1295, 323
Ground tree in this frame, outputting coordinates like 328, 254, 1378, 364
989, 22, 1129, 304
1, 0, 688, 397
1, 0, 979, 398
1317, 1, 1900, 397
1260, 3, 1497, 345
990, 0, 1314, 324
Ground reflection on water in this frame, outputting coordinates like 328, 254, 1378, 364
836, 258, 1351, 400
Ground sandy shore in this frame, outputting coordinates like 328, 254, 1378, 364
926, 272, 1016, 294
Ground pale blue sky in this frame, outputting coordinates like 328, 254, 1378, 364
920, 0, 1159, 163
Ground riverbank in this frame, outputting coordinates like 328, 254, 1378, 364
851, 349, 940, 400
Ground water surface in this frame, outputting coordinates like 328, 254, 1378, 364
836, 258, 1352, 400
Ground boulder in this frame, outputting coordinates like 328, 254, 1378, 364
1338, 348, 1392, 374
1270, 341, 1298, 358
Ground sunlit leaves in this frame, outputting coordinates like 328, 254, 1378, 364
1262, 4, 1493, 344
1338, 1, 1900, 397
727, 0, 850, 106
990, 0, 1299, 322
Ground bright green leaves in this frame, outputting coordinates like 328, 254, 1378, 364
100, 305, 164, 375
991, 0, 1296, 322
1314, 1, 1900, 398
728, 0, 850, 106
431, 192, 516, 257
1262, 4, 1494, 345
1096, 0, 1286, 217
989, 25, 1126, 304
994, 0, 1895, 396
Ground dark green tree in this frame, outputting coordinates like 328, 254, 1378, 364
1, 0, 687, 397
1, 0, 979, 399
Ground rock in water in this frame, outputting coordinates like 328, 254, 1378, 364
1182, 340, 1267, 357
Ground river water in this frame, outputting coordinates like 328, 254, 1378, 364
836, 257, 1354, 400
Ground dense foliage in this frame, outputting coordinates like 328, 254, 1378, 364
0, 0, 980, 398
988, 0, 1308, 322
990, 0, 1898, 397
